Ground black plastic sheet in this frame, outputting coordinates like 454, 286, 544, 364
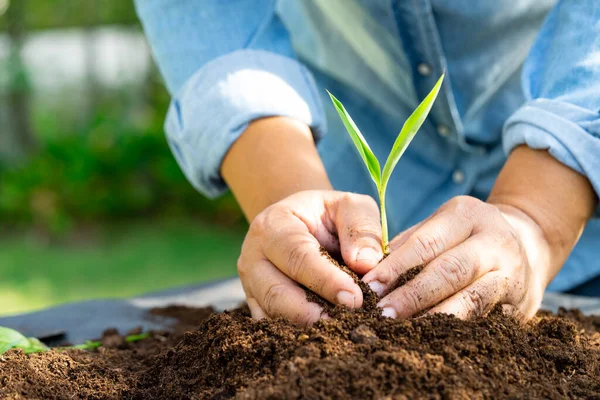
0, 278, 598, 346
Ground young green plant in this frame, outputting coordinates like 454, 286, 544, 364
327, 74, 445, 255
0, 326, 150, 355
0, 327, 49, 354
65, 332, 150, 351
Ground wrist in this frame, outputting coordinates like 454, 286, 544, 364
491, 202, 553, 287
488, 146, 595, 285
222, 117, 332, 221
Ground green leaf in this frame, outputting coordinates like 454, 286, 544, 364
380, 74, 445, 190
0, 327, 27, 354
65, 332, 149, 351
327, 90, 381, 187
20, 337, 49, 354
68, 340, 102, 351
0, 327, 150, 355
0, 326, 50, 354
125, 332, 150, 342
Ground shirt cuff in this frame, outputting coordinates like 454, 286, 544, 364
165, 49, 326, 198
503, 99, 600, 218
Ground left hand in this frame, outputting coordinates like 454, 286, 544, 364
362, 195, 551, 321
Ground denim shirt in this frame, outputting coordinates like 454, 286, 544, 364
135, 0, 600, 292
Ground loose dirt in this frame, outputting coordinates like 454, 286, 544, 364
1, 256, 599, 399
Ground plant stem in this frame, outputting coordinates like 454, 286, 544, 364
378, 188, 390, 255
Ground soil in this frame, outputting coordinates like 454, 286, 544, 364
1, 254, 600, 399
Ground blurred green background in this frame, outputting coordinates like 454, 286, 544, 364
0, 0, 246, 315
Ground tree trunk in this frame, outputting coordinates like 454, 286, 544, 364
5, 0, 37, 156
82, 0, 101, 128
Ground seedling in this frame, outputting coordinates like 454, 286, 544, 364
0, 326, 150, 354
327, 74, 445, 255
0, 326, 49, 354
66, 332, 150, 351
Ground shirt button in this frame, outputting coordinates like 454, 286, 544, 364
417, 63, 432, 76
437, 124, 451, 138
452, 170, 465, 184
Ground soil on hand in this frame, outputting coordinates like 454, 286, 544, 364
1, 265, 600, 399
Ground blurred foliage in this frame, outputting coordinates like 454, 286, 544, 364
0, 103, 244, 236
0, 0, 246, 236
0, 218, 244, 315
0, 0, 246, 313
0, 0, 138, 31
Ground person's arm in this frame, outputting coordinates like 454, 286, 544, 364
134, 0, 326, 198
222, 117, 384, 325
502, 0, 600, 216
135, 1, 385, 324
362, 146, 596, 321
362, 1, 600, 320
488, 146, 597, 289
221, 117, 331, 221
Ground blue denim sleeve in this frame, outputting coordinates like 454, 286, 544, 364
503, 1, 600, 216
134, 0, 326, 198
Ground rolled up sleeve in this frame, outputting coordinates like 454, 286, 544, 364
135, 0, 326, 198
503, 0, 600, 216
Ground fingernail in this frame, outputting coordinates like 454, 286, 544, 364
381, 307, 397, 319
336, 290, 357, 308
367, 281, 385, 297
356, 247, 380, 265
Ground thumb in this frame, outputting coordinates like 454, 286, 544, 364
334, 193, 383, 274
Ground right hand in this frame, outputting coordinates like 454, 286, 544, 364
238, 190, 384, 326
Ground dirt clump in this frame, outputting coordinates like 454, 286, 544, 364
1, 282, 600, 398
0, 306, 213, 400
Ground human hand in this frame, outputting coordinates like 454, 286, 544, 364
362, 196, 551, 321
238, 190, 384, 326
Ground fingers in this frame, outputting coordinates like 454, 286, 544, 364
376, 235, 494, 318
363, 208, 474, 296
388, 219, 426, 251
246, 297, 267, 320
332, 193, 383, 274
426, 271, 510, 319
259, 213, 363, 308
242, 258, 324, 327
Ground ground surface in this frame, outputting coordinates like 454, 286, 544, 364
0, 219, 244, 315
2, 260, 600, 399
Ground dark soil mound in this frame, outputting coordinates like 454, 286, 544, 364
1, 264, 600, 399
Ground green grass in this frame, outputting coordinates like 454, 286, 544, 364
0, 219, 245, 316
